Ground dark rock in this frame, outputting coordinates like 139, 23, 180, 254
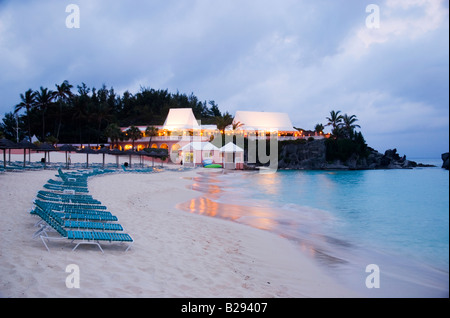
379, 156, 391, 167
402, 160, 416, 168
277, 139, 435, 170
384, 148, 401, 161
278, 139, 327, 170
417, 163, 436, 167
441, 152, 449, 170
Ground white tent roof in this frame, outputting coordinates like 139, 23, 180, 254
163, 108, 201, 130
31, 135, 39, 143
181, 142, 220, 151
232, 110, 295, 132
219, 142, 244, 152
201, 125, 218, 130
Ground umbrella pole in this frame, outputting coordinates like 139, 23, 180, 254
23, 150, 26, 167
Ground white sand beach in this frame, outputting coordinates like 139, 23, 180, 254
0, 152, 357, 298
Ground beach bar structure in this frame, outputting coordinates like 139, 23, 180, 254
115, 107, 315, 164
227, 110, 298, 140
180, 142, 221, 167
220, 142, 244, 170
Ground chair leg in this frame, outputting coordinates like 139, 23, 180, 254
72, 241, 104, 254
125, 242, 133, 252
40, 235, 50, 252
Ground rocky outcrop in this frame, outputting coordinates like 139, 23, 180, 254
277, 139, 434, 170
278, 139, 328, 170
442, 152, 449, 170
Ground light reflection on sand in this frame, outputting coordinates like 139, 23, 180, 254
179, 170, 450, 298
184, 196, 279, 231
177, 171, 349, 268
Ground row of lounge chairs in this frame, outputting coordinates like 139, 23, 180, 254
1, 161, 123, 172
122, 164, 156, 173
30, 168, 133, 253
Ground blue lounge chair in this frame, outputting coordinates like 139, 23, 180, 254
32, 206, 132, 253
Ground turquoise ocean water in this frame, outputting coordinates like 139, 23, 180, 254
179, 158, 449, 297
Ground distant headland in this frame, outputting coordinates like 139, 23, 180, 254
277, 138, 438, 170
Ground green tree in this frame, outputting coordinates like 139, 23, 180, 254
314, 123, 324, 134
326, 110, 343, 138
35, 87, 55, 141
145, 125, 159, 148
215, 112, 233, 135
104, 123, 124, 149
208, 100, 221, 117
93, 101, 113, 145
342, 114, 361, 138
14, 89, 36, 142
231, 120, 244, 131
0, 112, 25, 141
126, 125, 142, 150
54, 80, 73, 139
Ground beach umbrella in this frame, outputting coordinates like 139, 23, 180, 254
0, 138, 17, 168
124, 149, 141, 168
136, 150, 150, 167
144, 149, 159, 167
38, 143, 57, 168
144, 148, 167, 167
96, 147, 110, 168
108, 149, 125, 168
17, 140, 38, 167
77, 147, 98, 168
59, 144, 78, 169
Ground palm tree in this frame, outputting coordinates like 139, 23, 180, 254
231, 120, 244, 132
314, 123, 325, 135
342, 114, 361, 138
145, 125, 159, 148
35, 87, 55, 141
126, 125, 142, 150
72, 95, 87, 144
215, 112, 233, 135
54, 80, 73, 139
331, 126, 346, 139
93, 102, 113, 145
326, 110, 343, 131
104, 123, 124, 149
14, 89, 36, 142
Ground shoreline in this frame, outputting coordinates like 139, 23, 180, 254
0, 152, 357, 297
177, 168, 449, 298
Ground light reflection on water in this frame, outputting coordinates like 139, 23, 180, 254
178, 171, 345, 268
177, 170, 449, 298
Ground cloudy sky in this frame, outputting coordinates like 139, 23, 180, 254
0, 0, 448, 158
